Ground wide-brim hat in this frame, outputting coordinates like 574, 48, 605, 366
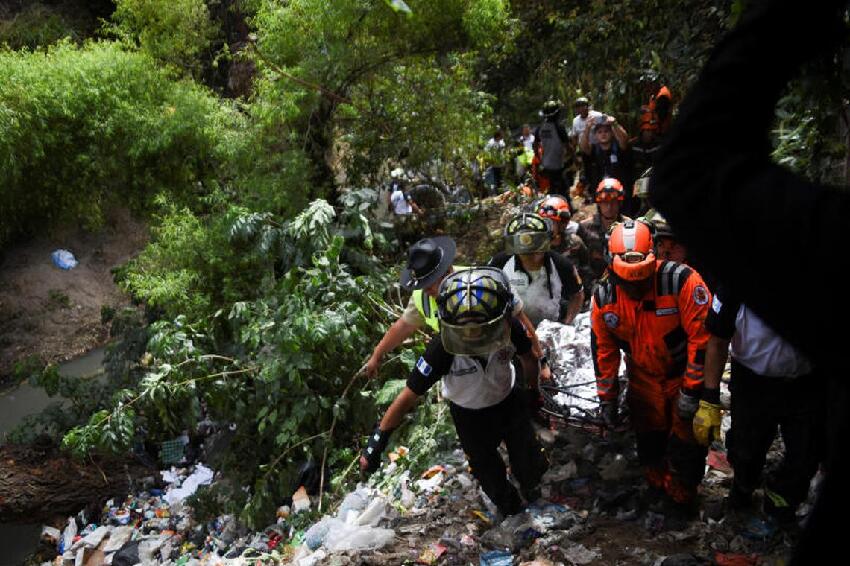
400, 236, 456, 290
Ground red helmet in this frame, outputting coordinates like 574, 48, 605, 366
595, 178, 625, 203
607, 219, 656, 281
536, 195, 571, 224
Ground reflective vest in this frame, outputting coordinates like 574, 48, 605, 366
412, 265, 468, 332
412, 290, 440, 332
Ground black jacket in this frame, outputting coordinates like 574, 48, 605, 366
649, 1, 845, 562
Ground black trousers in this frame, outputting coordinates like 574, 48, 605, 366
727, 360, 824, 507
449, 388, 548, 515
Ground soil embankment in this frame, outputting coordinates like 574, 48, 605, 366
0, 208, 148, 382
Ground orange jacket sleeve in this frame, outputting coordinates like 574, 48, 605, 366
590, 297, 622, 403
677, 271, 712, 393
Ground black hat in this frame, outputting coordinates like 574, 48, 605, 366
400, 236, 456, 290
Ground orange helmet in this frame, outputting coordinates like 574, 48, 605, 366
595, 177, 625, 202
607, 219, 656, 281
536, 195, 571, 224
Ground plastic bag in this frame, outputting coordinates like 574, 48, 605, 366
323, 519, 395, 552
51, 249, 78, 270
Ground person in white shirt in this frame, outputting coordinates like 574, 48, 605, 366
570, 97, 602, 146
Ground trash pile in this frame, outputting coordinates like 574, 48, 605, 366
37, 319, 804, 566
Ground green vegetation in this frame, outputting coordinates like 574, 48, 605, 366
0, 42, 239, 247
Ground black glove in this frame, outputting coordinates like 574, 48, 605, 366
361, 425, 393, 473
600, 402, 619, 428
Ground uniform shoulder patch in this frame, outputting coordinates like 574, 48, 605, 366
416, 356, 433, 376
693, 285, 710, 306
603, 312, 620, 328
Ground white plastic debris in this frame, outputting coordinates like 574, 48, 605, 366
103, 526, 134, 552
70, 525, 109, 551
415, 471, 444, 492
355, 498, 388, 527
324, 521, 395, 552
51, 249, 78, 270
61, 517, 77, 553
40, 526, 61, 545
162, 464, 214, 505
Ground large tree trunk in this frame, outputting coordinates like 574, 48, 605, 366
305, 98, 341, 204
0, 443, 149, 523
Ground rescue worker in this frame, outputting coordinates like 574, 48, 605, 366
489, 212, 584, 328
643, 210, 687, 264
360, 267, 550, 516
695, 287, 823, 523
577, 178, 631, 291
591, 220, 711, 512
536, 195, 586, 261
533, 100, 573, 201
364, 237, 532, 378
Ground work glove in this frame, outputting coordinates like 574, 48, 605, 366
600, 401, 619, 429
360, 425, 393, 474
676, 389, 700, 421
692, 387, 722, 446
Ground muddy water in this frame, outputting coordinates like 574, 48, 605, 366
0, 347, 106, 564
0, 347, 104, 441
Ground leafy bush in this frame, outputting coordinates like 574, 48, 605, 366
109, 0, 216, 76
62, 198, 431, 526
0, 3, 84, 49
0, 41, 240, 247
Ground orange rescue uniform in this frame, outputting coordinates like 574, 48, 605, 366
591, 260, 712, 502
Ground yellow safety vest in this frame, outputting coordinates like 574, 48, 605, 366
412, 265, 467, 333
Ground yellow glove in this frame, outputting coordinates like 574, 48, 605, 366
692, 400, 722, 446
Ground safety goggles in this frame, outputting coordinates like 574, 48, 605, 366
538, 205, 570, 221
440, 314, 510, 356
619, 251, 649, 264
595, 187, 623, 202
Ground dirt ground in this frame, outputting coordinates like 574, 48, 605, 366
0, 208, 148, 381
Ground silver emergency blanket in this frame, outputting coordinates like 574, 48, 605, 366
536, 314, 627, 416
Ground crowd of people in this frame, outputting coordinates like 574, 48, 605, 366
360, 181, 824, 534
359, 2, 838, 561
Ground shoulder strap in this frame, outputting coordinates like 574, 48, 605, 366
656, 261, 693, 296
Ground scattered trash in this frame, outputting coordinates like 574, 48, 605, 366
714, 553, 760, 566
162, 463, 214, 505
480, 549, 514, 566
742, 517, 776, 541
598, 452, 628, 481
542, 461, 577, 482
51, 249, 78, 270
293, 485, 312, 513
707, 450, 733, 474
323, 521, 395, 552
562, 543, 601, 565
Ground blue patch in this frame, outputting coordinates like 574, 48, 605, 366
603, 312, 619, 328
416, 356, 433, 376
